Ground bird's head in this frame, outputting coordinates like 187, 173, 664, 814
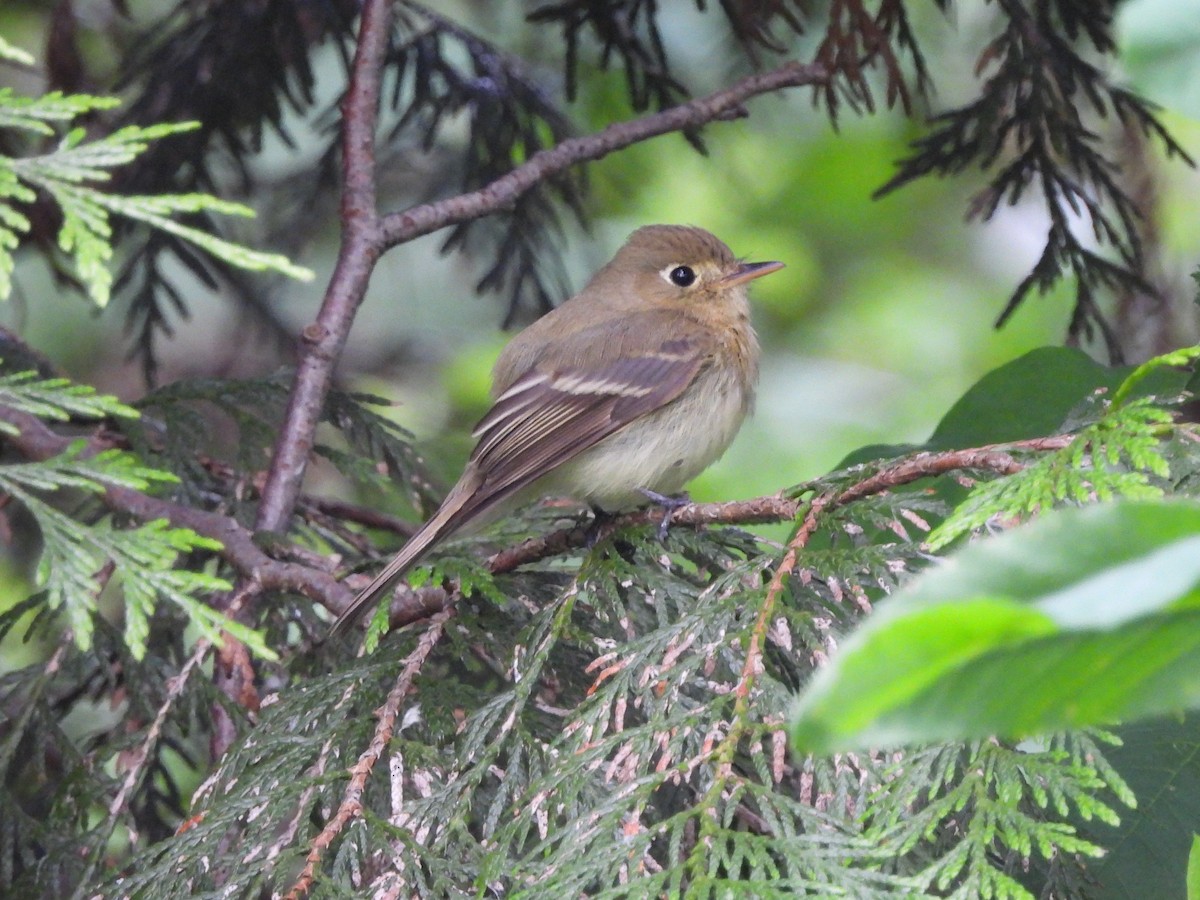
595, 225, 783, 310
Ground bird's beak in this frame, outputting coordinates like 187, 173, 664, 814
720, 260, 784, 287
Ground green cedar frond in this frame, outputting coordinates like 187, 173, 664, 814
0, 67, 313, 307
0, 612, 225, 896
0, 367, 139, 425
94, 653, 398, 898
0, 87, 118, 134
1110, 344, 1200, 408
868, 734, 1124, 898
929, 399, 1176, 550
0, 428, 269, 657
0, 454, 264, 658
0, 440, 177, 494
0, 37, 34, 65
78, 480, 1141, 897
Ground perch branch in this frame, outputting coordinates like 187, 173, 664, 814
0, 394, 1072, 634
483, 438, 1073, 576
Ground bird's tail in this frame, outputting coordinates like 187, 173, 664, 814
328, 487, 471, 639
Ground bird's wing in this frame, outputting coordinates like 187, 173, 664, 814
454, 331, 708, 523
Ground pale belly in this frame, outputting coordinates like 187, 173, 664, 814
540, 364, 752, 510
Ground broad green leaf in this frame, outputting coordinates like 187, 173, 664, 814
926, 346, 1186, 449
837, 344, 1187, 474
791, 500, 1200, 753
839, 346, 1116, 467
928, 347, 1125, 447
1189, 833, 1200, 900
1077, 716, 1200, 900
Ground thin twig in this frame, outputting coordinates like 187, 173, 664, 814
264, 680, 363, 865
283, 605, 455, 900
302, 494, 419, 538
376, 60, 827, 248
256, 0, 393, 534
720, 494, 831, 778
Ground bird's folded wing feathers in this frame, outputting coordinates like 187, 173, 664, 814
455, 336, 706, 521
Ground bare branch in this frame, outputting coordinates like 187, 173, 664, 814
256, 0, 393, 535
377, 60, 827, 249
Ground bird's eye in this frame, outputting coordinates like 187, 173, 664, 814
668, 265, 696, 287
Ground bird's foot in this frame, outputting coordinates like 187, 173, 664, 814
637, 489, 691, 542
585, 505, 615, 548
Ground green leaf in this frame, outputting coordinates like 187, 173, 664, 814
98, 189, 314, 284
363, 597, 391, 653
1066, 715, 1200, 899
928, 347, 1125, 448
926, 345, 1187, 449
1189, 833, 1200, 900
790, 500, 1200, 754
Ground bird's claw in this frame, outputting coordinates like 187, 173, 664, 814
637, 488, 691, 542
585, 505, 614, 547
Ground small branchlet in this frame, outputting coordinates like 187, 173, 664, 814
877, 0, 1194, 360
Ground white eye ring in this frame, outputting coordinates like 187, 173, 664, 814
662, 265, 696, 287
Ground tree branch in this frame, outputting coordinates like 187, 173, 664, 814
376, 60, 828, 248
0, 405, 353, 611
255, 0, 392, 534
0, 392, 1073, 637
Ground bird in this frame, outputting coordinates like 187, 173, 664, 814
330, 224, 783, 636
